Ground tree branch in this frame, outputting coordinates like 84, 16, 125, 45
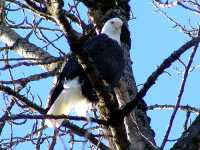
45, 0, 132, 149
0, 70, 57, 85
0, 84, 26, 135
0, 23, 62, 71
0, 114, 108, 126
148, 104, 200, 114
116, 36, 200, 121
62, 120, 109, 150
0, 84, 46, 114
161, 38, 199, 149
171, 115, 200, 150
0, 84, 109, 149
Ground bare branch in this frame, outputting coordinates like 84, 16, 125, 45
148, 104, 200, 114
62, 120, 109, 150
161, 41, 199, 149
171, 115, 200, 150
0, 56, 64, 71
0, 70, 57, 85
0, 114, 108, 126
0, 84, 26, 135
47, 0, 132, 149
115, 36, 200, 121
153, 4, 198, 37
48, 129, 58, 150
153, 0, 180, 8
0, 84, 46, 114
0, 23, 62, 71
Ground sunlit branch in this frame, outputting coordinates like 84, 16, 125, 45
0, 56, 64, 71
153, 0, 180, 8
148, 104, 200, 114
0, 24, 62, 71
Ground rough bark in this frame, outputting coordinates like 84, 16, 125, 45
0, 0, 157, 149
116, 39, 157, 149
2, 0, 200, 150
0, 24, 62, 71
42, 0, 132, 149
171, 115, 200, 150
81, 0, 156, 149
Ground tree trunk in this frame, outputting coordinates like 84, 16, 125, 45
82, 1, 156, 149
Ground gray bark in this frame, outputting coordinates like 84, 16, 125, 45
171, 115, 200, 150
0, 24, 62, 71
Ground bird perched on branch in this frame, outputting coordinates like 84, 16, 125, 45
45, 18, 126, 128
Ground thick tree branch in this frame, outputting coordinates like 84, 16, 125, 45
1, 0, 156, 149
171, 115, 200, 150
0, 23, 62, 71
5, 0, 82, 28
116, 36, 200, 121
0, 84, 109, 149
44, 0, 132, 149
161, 38, 199, 149
45, 0, 81, 42
0, 56, 65, 71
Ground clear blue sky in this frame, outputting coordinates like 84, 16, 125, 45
133, 1, 200, 149
1, 0, 200, 149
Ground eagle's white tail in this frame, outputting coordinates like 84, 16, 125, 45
45, 78, 91, 128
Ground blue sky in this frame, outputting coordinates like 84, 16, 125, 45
1, 0, 200, 149
132, 0, 200, 149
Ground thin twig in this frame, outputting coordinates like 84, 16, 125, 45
0, 114, 108, 126
0, 84, 46, 114
0, 70, 57, 84
160, 38, 199, 149
116, 36, 200, 122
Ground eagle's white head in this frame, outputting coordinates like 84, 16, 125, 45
101, 18, 123, 45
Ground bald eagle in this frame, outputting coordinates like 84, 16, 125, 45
45, 18, 126, 127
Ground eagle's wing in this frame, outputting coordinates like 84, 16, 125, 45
83, 34, 124, 87
45, 55, 81, 112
